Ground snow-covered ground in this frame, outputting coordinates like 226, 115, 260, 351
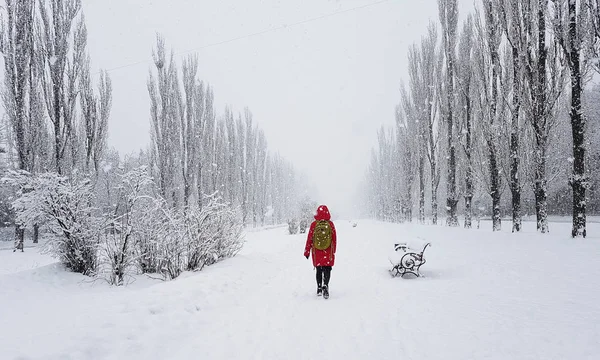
1, 220, 599, 360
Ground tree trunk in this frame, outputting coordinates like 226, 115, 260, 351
534, 0, 549, 233
484, 0, 502, 232
446, 50, 459, 227
53, 83, 62, 175
446, 143, 459, 226
464, 162, 473, 229
14, 227, 24, 252
489, 141, 502, 231
510, 44, 522, 233
404, 172, 413, 223
431, 163, 438, 225
464, 192, 472, 228
534, 144, 549, 233
429, 122, 438, 226
33, 223, 39, 244
464, 96, 473, 229
568, 0, 586, 238
419, 156, 425, 224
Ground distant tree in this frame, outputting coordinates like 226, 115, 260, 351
0, 0, 36, 249
456, 15, 476, 228
551, 0, 595, 237
38, 0, 86, 175
413, 23, 441, 225
474, 1, 503, 231
521, 0, 567, 233
396, 103, 415, 222
80, 61, 112, 177
497, 0, 527, 232
403, 62, 425, 224
438, 0, 460, 226
587, 0, 600, 74
148, 35, 182, 207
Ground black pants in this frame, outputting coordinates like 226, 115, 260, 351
316, 266, 331, 287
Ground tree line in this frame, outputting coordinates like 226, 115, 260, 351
0, 0, 306, 282
364, 0, 600, 237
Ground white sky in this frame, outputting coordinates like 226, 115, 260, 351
83, 0, 475, 218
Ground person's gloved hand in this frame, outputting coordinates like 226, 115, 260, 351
305, 254, 309, 259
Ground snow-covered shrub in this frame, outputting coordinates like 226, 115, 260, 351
0, 184, 15, 227
133, 198, 166, 275
97, 166, 154, 285
299, 218, 308, 234
2, 167, 244, 283
139, 199, 185, 280
184, 197, 243, 270
3, 170, 99, 275
132, 195, 243, 280
288, 218, 298, 234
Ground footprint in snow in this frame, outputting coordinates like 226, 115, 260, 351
149, 306, 164, 315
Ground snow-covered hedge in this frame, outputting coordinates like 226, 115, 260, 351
97, 166, 154, 285
3, 168, 244, 284
134, 196, 244, 280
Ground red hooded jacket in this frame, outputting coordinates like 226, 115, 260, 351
304, 205, 337, 267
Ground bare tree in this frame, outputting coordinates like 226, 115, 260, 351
95, 71, 112, 173
37, 0, 86, 175
439, 0, 460, 226
410, 23, 442, 224
587, 0, 600, 74
456, 15, 476, 228
474, 1, 503, 231
80, 59, 112, 177
497, 0, 527, 232
244, 109, 256, 225
180, 55, 200, 208
551, 0, 594, 237
404, 51, 427, 224
396, 100, 415, 222
519, 0, 567, 233
254, 129, 268, 226
148, 35, 182, 207
224, 107, 238, 205
199, 86, 215, 202
1, 0, 36, 250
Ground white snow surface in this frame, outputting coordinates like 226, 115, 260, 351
1, 220, 600, 360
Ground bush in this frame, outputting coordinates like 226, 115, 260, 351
97, 166, 154, 285
288, 218, 298, 234
3, 170, 99, 275
3, 168, 245, 284
299, 218, 308, 233
133, 195, 244, 281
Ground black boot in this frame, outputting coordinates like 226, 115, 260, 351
316, 266, 324, 296
322, 285, 329, 299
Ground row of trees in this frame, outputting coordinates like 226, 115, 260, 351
147, 36, 305, 227
365, 0, 600, 237
0, 0, 112, 249
0, 1, 306, 283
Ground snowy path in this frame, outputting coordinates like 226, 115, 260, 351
1, 220, 600, 359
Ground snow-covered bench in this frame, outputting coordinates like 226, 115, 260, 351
388, 241, 431, 278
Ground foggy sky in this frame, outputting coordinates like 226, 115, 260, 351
83, 0, 475, 218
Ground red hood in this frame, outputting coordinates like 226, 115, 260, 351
314, 205, 331, 221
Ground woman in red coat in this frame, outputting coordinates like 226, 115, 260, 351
304, 205, 337, 299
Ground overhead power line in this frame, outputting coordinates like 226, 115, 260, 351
102, 0, 394, 74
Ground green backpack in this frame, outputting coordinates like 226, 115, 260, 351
313, 220, 332, 250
